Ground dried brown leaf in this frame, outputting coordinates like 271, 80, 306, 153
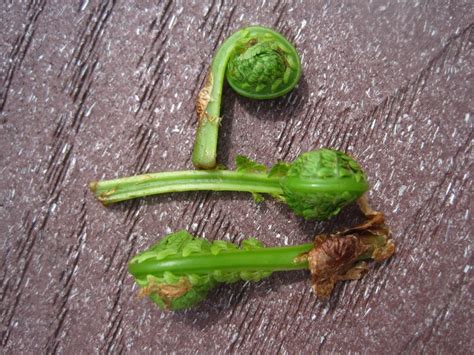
307, 204, 395, 298
138, 277, 192, 309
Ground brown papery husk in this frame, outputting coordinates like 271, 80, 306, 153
306, 197, 396, 298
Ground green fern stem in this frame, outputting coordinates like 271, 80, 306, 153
90, 170, 282, 205
129, 243, 312, 278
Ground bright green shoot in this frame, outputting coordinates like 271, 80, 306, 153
129, 211, 395, 310
192, 26, 302, 169
90, 148, 369, 220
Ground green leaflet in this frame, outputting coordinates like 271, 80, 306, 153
267, 162, 291, 201
241, 237, 265, 250
268, 161, 291, 177
235, 156, 290, 203
236, 155, 267, 203
251, 192, 265, 203
236, 155, 267, 174
235, 155, 292, 178
210, 240, 238, 255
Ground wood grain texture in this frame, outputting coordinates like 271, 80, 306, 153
1, 0, 472, 353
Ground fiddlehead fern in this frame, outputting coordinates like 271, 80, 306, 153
192, 26, 302, 169
90, 148, 368, 220
129, 211, 395, 310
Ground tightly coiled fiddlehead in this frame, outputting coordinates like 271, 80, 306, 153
192, 26, 302, 169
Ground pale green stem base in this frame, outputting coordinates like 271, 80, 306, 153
90, 170, 282, 205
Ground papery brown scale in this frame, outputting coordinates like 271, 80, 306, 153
308, 235, 366, 298
320, 235, 360, 263
307, 207, 395, 298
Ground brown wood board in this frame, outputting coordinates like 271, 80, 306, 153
1, 1, 473, 353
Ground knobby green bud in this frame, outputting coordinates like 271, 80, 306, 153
281, 149, 368, 219
226, 32, 300, 98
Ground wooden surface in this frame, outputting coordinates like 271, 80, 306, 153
1, 1, 473, 353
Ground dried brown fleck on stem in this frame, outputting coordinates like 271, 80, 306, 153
196, 72, 213, 122
306, 206, 395, 298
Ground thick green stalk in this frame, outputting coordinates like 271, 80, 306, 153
191, 29, 242, 169
129, 243, 313, 278
192, 26, 301, 169
90, 170, 282, 205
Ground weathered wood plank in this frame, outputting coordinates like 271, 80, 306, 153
1, 1, 472, 353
